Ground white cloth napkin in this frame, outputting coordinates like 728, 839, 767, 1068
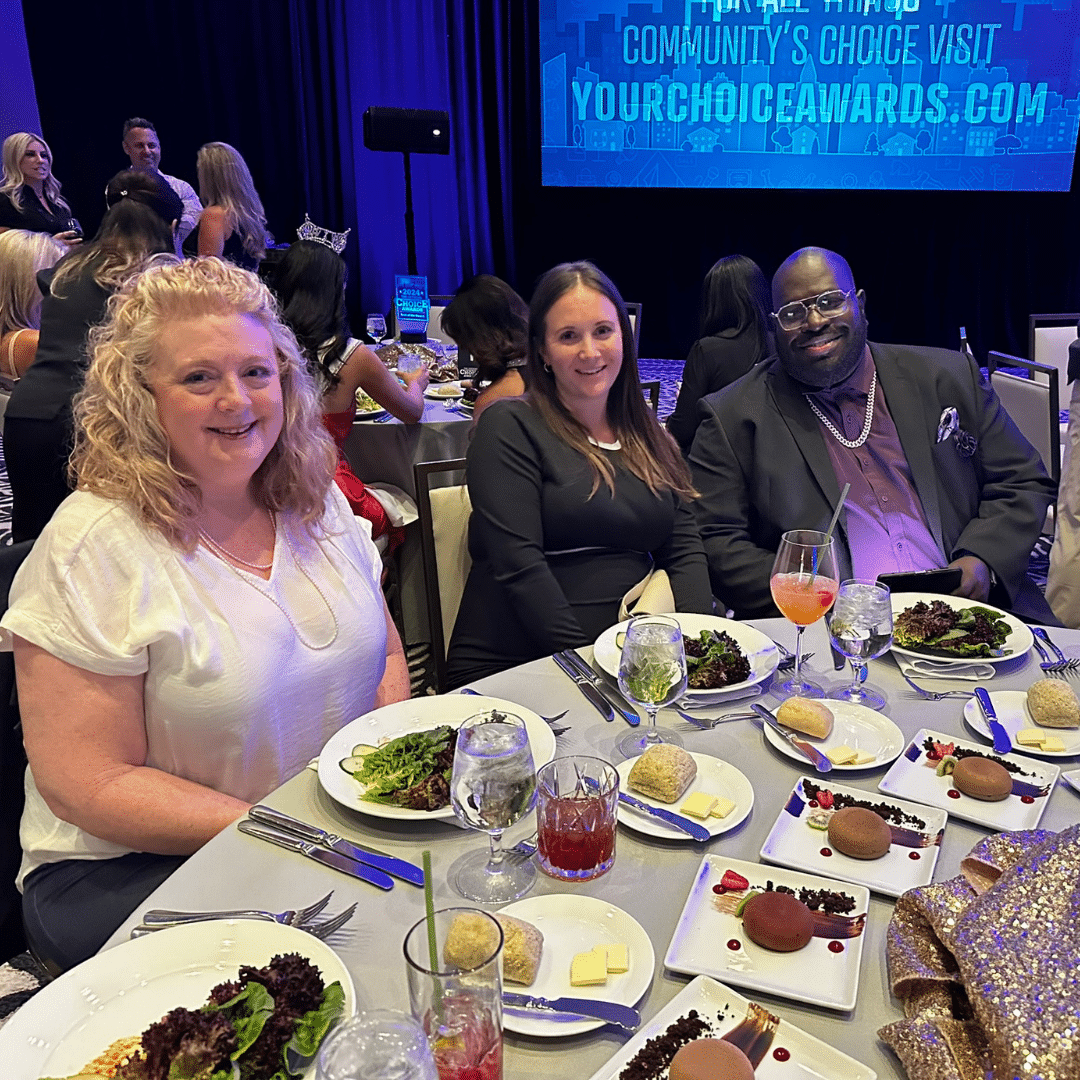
366, 483, 419, 527
680, 683, 765, 709
896, 655, 995, 681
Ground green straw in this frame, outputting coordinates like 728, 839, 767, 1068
421, 849, 444, 1024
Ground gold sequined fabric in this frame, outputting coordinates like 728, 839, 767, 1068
880, 825, 1080, 1079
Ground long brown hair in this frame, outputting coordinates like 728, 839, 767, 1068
525, 261, 694, 499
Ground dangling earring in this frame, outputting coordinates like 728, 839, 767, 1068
543, 362, 552, 373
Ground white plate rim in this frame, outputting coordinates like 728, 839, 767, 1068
889, 592, 1034, 666
0, 919, 356, 1078
497, 893, 655, 1037
614, 752, 754, 840
317, 696, 557, 820
878, 727, 1060, 830
1062, 769, 1080, 794
759, 775, 946, 898
586, 974, 877, 1080
663, 854, 868, 1012
762, 700, 905, 770
593, 614, 779, 700
962, 690, 1080, 758
424, 381, 465, 400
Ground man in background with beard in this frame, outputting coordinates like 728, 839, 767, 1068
688, 246, 1056, 621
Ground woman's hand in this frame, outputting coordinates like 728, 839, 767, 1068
400, 364, 430, 394
54, 230, 82, 247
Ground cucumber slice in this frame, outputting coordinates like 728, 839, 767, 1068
340, 755, 369, 774
351, 744, 378, 757
616, 632, 626, 649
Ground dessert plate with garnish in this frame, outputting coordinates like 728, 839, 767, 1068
593, 614, 778, 704
962, 690, 1080, 758
664, 854, 870, 1011
889, 593, 1033, 667
497, 893, 654, 1038
614, 752, 754, 840
761, 700, 904, 770
760, 776, 947, 898
878, 728, 1059, 830
587, 975, 876, 1080
1062, 769, 1080, 795
318, 696, 556, 821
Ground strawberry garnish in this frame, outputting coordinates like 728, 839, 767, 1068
815, 790, 834, 810
926, 741, 955, 761
720, 870, 750, 891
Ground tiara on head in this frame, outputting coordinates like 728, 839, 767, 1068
296, 213, 350, 255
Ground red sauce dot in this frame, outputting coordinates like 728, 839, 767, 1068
909, 851, 921, 860
712, 884, 726, 894
773, 1047, 791, 1062
1021, 795, 1034, 804
727, 939, 741, 951
808, 800, 819, 808
820, 847, 833, 857
947, 788, 961, 799
828, 940, 845, 953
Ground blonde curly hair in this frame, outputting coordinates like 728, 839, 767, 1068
71, 257, 337, 549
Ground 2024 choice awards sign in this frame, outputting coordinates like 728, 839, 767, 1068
540, 0, 1080, 190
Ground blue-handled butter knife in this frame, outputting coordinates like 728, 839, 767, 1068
502, 992, 640, 1032
973, 687, 1012, 754
248, 805, 424, 886
751, 703, 832, 773
616, 788, 711, 841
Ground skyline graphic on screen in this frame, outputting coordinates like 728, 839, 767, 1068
540, 0, 1080, 191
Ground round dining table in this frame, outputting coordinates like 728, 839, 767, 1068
101, 617, 1080, 1080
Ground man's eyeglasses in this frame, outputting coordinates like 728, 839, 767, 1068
772, 289, 854, 332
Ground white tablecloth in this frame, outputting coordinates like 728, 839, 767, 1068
105, 618, 1080, 1080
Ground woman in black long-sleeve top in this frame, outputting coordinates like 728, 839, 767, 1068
0, 133, 80, 247
667, 254, 772, 454
447, 261, 712, 686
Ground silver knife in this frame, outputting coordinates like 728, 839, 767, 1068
248, 805, 425, 886
751, 703, 832, 773
501, 992, 640, 1032
974, 687, 1012, 754
552, 653, 615, 722
559, 650, 641, 727
238, 820, 395, 890
616, 788, 711, 841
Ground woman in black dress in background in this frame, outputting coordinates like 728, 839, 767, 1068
667, 254, 772, 454
447, 261, 712, 686
0, 133, 80, 247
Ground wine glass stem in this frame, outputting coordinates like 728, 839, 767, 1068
644, 705, 660, 744
850, 660, 864, 696
487, 830, 506, 872
793, 624, 806, 686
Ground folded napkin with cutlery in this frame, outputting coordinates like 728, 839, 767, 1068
681, 683, 764, 708
895, 655, 995, 681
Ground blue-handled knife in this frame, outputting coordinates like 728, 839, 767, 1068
552, 653, 615, 722
502, 992, 640, 1032
973, 687, 1012, 754
246, 806, 424, 886
616, 789, 711, 841
752, 703, 832, 773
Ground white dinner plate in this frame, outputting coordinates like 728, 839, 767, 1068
318, 696, 557, 821
878, 727, 1059, 830
889, 592, 1034, 666
664, 854, 869, 1011
0, 919, 356, 1078
587, 975, 877, 1080
963, 690, 1080, 758
424, 381, 465, 400
762, 700, 905, 770
760, 776, 947, 898
593, 614, 779, 703
497, 893, 654, 1037
354, 405, 387, 420
614, 752, 754, 840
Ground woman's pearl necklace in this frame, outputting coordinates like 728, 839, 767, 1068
805, 372, 877, 449
198, 512, 275, 572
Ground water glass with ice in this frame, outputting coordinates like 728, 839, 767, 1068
826, 579, 893, 710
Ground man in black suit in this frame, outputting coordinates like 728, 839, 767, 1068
689, 246, 1056, 620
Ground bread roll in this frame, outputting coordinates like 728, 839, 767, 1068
776, 697, 834, 739
444, 911, 543, 985
626, 744, 697, 803
1027, 679, 1080, 729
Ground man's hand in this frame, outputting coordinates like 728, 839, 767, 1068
948, 555, 992, 602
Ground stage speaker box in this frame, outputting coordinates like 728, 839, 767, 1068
363, 107, 450, 155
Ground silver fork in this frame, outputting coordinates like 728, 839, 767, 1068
1032, 634, 1065, 677
305, 902, 358, 939
678, 709, 757, 729
898, 670, 974, 701
771, 639, 813, 671
507, 833, 538, 859
459, 686, 568, 727
1032, 627, 1080, 676
141, 891, 333, 929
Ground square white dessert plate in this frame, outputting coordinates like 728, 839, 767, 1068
878, 728, 1059, 830
1062, 769, 1080, 795
760, 776, 946, 898
664, 854, 869, 1012
587, 975, 876, 1080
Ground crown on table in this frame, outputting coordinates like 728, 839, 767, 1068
297, 213, 350, 255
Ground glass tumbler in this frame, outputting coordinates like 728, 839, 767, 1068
404, 907, 504, 1080
536, 756, 618, 881
317, 1010, 437, 1080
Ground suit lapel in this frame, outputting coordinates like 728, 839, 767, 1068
871, 343, 946, 552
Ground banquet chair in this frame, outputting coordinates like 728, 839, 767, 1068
414, 459, 471, 693
0, 541, 34, 963
1029, 313, 1080, 388
624, 302, 642, 352
987, 352, 1060, 483
641, 379, 660, 412
425, 296, 455, 345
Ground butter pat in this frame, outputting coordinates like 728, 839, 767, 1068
825, 744, 858, 765
853, 749, 876, 765
709, 795, 736, 819
1041, 736, 1067, 753
570, 950, 607, 986
595, 943, 629, 973
1016, 728, 1046, 746
680, 792, 718, 819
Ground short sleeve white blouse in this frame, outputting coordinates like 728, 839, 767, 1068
0, 485, 388, 884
